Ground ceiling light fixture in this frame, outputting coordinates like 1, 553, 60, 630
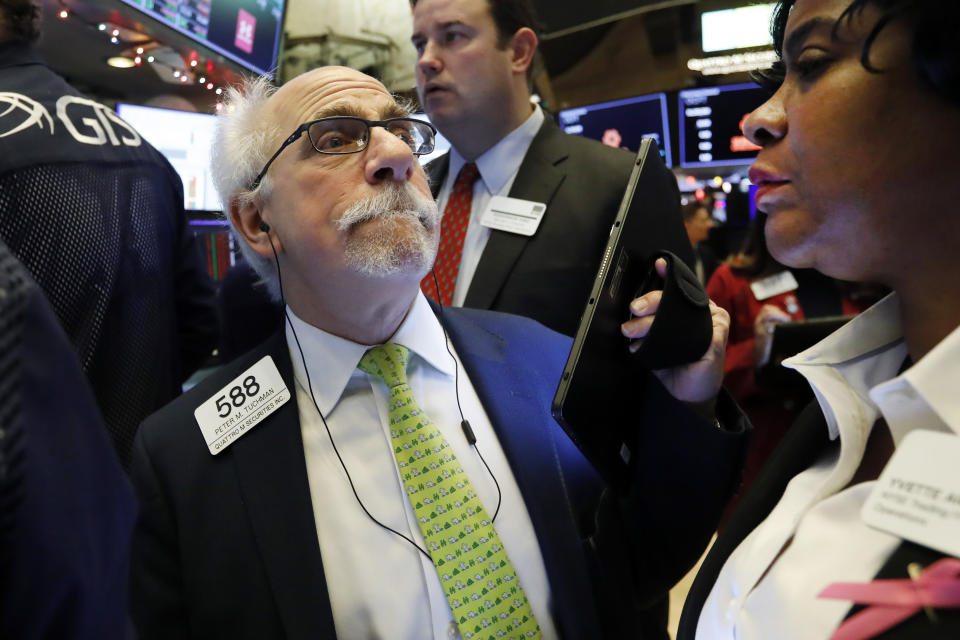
107, 56, 136, 69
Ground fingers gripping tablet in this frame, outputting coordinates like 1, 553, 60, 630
630, 250, 713, 370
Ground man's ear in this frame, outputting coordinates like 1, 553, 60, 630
229, 195, 281, 258
509, 27, 538, 75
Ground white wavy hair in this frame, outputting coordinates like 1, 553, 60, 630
210, 75, 283, 300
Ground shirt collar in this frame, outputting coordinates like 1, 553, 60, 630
870, 320, 960, 442
285, 292, 455, 416
447, 106, 544, 195
784, 293, 904, 367
784, 293, 960, 442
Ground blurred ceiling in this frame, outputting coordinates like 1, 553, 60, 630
28, 0, 761, 114
32, 0, 246, 112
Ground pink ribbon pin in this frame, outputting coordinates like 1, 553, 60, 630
819, 557, 960, 640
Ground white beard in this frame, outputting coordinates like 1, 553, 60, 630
336, 183, 440, 277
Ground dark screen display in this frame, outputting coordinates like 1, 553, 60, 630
120, 0, 285, 75
557, 93, 671, 167
678, 83, 768, 168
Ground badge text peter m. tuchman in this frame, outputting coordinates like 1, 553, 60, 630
193, 356, 291, 455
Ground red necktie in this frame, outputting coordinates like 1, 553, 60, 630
422, 162, 480, 305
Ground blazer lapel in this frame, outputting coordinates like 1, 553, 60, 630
424, 153, 450, 199
229, 331, 337, 639
464, 120, 568, 310
439, 306, 601, 637
679, 401, 834, 638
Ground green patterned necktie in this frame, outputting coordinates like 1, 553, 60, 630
358, 343, 542, 640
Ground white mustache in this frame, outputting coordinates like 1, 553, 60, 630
335, 185, 439, 231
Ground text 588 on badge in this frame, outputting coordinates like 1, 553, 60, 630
193, 356, 291, 455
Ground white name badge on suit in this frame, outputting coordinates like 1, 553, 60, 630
193, 356, 291, 455
750, 270, 799, 301
479, 195, 547, 236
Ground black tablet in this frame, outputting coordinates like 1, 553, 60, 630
551, 138, 694, 489
756, 315, 853, 390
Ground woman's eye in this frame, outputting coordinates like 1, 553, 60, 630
754, 61, 785, 93
792, 54, 831, 79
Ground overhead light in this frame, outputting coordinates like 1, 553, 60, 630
107, 56, 136, 69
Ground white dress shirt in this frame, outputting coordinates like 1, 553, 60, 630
698, 293, 960, 639
437, 107, 544, 306
285, 293, 560, 640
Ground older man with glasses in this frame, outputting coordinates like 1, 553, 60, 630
128, 66, 746, 640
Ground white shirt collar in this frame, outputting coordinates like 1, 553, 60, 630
784, 292, 960, 443
285, 292, 455, 416
447, 106, 544, 195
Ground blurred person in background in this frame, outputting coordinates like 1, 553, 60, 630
0, 0, 218, 467
682, 201, 719, 285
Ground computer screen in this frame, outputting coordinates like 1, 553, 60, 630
116, 103, 222, 213
189, 218, 234, 281
700, 4, 775, 53
557, 93, 672, 167
119, 0, 286, 76
678, 83, 768, 168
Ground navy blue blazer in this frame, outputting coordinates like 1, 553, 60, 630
0, 243, 135, 639
131, 306, 747, 639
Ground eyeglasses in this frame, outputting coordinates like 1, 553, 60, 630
249, 116, 437, 190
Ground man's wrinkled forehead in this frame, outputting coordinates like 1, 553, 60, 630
267, 66, 395, 130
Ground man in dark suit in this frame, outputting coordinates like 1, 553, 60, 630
130, 65, 746, 639
681, 202, 719, 286
410, 0, 692, 336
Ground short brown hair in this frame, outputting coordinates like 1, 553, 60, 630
411, 0, 542, 84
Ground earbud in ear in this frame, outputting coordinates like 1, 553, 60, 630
259, 221, 271, 232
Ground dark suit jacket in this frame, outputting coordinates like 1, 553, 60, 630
426, 118, 693, 336
131, 306, 748, 639
0, 242, 136, 639
678, 401, 960, 639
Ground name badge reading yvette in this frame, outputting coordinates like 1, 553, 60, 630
193, 356, 291, 455
862, 429, 960, 558
479, 195, 547, 236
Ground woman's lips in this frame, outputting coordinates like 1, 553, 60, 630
749, 166, 791, 208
